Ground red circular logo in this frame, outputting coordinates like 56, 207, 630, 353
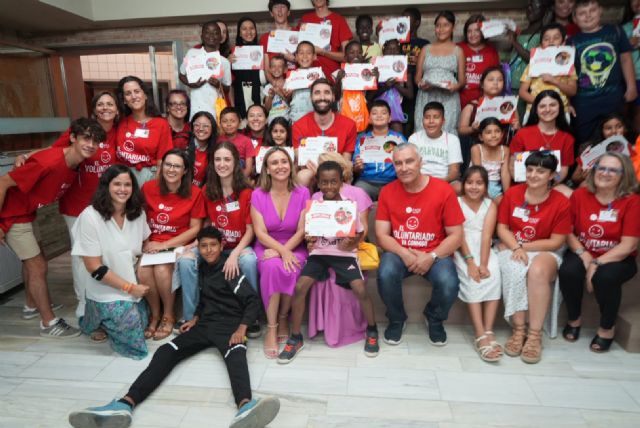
588, 224, 604, 239
523, 226, 536, 240
217, 215, 229, 228
124, 140, 135, 152
406, 216, 419, 230
156, 213, 169, 224
101, 152, 111, 164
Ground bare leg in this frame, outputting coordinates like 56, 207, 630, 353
526, 253, 557, 332
153, 263, 175, 339
264, 293, 280, 357
138, 265, 159, 337
278, 294, 292, 339
467, 302, 485, 338
23, 254, 54, 324
290, 276, 315, 335
350, 279, 376, 326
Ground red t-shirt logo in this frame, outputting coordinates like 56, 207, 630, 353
523, 226, 536, 240
406, 216, 419, 230
101, 152, 112, 164
124, 140, 135, 152
588, 224, 604, 239
217, 215, 229, 228
157, 213, 170, 224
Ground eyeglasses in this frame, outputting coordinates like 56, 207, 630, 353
163, 162, 185, 170
595, 166, 623, 175
168, 102, 187, 108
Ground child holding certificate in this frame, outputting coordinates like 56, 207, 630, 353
277, 161, 380, 363
469, 118, 511, 202
519, 23, 578, 123
334, 40, 374, 132
263, 55, 290, 123
356, 14, 382, 61
288, 41, 319, 122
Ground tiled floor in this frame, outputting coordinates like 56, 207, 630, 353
1, 253, 640, 427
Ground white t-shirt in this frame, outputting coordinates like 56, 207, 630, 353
71, 206, 151, 303
408, 130, 462, 179
180, 47, 232, 120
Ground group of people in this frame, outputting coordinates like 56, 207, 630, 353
1, 0, 640, 427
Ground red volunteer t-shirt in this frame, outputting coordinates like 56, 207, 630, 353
0, 147, 77, 232
570, 187, 640, 256
498, 184, 571, 243
171, 122, 191, 150
458, 42, 500, 108
142, 180, 206, 242
242, 128, 264, 153
510, 126, 575, 166
292, 112, 357, 154
376, 177, 464, 253
299, 11, 353, 79
192, 149, 209, 187
53, 128, 117, 217
203, 187, 253, 249
218, 133, 256, 161
116, 116, 173, 168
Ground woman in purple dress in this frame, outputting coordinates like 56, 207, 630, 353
251, 147, 310, 359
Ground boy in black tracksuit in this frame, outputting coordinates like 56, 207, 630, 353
69, 227, 280, 428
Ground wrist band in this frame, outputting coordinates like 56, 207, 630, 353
91, 265, 109, 281
122, 283, 134, 293
463, 255, 474, 260
512, 244, 523, 251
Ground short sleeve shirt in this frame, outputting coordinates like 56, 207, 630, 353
497, 184, 571, 243
203, 187, 253, 249
510, 126, 575, 166
217, 133, 256, 161
570, 187, 640, 257
299, 11, 353, 79
408, 131, 463, 178
192, 148, 209, 187
376, 177, 464, 253
292, 112, 357, 154
142, 180, 207, 242
458, 42, 500, 107
352, 129, 405, 184
116, 117, 173, 168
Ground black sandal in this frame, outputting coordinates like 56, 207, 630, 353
590, 335, 614, 353
562, 324, 581, 342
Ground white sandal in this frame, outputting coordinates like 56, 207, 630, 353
475, 335, 501, 363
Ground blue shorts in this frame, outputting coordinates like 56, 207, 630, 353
488, 180, 503, 199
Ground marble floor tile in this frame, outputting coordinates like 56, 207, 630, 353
307, 415, 437, 428
0, 395, 78, 420
619, 380, 640, 406
11, 378, 125, 401
0, 377, 22, 395
459, 355, 578, 377
130, 401, 189, 427
326, 396, 452, 421
0, 350, 43, 376
260, 366, 349, 395
579, 409, 640, 428
17, 352, 114, 381
178, 403, 239, 428
347, 367, 440, 400
526, 375, 640, 412
437, 371, 539, 405
449, 401, 587, 426
355, 351, 463, 372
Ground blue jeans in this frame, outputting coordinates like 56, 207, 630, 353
376, 251, 459, 325
177, 247, 259, 320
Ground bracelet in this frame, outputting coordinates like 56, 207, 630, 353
512, 244, 523, 251
463, 255, 474, 260
121, 283, 135, 294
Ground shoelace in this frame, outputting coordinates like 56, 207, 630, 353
366, 337, 378, 346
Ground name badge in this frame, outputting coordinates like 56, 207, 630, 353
513, 207, 530, 220
226, 201, 240, 212
598, 209, 618, 222
472, 55, 484, 63
134, 128, 150, 138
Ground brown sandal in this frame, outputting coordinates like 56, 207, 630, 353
504, 324, 527, 357
90, 328, 108, 343
153, 316, 175, 341
144, 317, 160, 339
521, 329, 543, 364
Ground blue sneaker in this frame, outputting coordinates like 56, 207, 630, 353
427, 319, 448, 346
230, 397, 280, 428
383, 321, 405, 345
68, 399, 132, 428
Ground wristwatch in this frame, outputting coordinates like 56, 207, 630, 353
591, 259, 603, 266
430, 252, 439, 262
575, 248, 586, 256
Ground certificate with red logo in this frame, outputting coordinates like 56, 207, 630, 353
529, 46, 575, 77
475, 95, 518, 124
299, 22, 332, 50
185, 51, 223, 83
297, 136, 337, 166
378, 17, 410, 46
305, 200, 357, 237
513, 150, 562, 182
140, 247, 184, 266
359, 135, 403, 164
231, 46, 264, 70
373, 55, 408, 82
267, 30, 300, 54
480, 19, 517, 39
340, 63, 377, 90
284, 67, 324, 91
580, 136, 631, 170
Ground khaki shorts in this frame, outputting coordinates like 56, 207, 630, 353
5, 222, 41, 260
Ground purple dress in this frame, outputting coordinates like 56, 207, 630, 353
252, 186, 310, 308
307, 184, 373, 347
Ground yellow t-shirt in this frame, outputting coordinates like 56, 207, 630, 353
362, 43, 382, 62
521, 64, 577, 114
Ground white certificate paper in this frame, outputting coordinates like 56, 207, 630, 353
140, 247, 184, 267
299, 22, 332, 50
580, 136, 631, 170
267, 30, 300, 54
255, 146, 295, 173
231, 46, 264, 70
284, 67, 324, 91
378, 17, 411, 46
305, 200, 357, 238
297, 136, 337, 166
359, 135, 403, 164
513, 150, 562, 182
475, 96, 518, 124
529, 46, 575, 77
185, 51, 223, 83
373, 55, 408, 82
480, 19, 517, 39
340, 63, 377, 90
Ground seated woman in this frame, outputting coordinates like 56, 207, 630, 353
307, 151, 373, 347
251, 147, 310, 359
497, 151, 571, 364
139, 149, 206, 340
177, 141, 259, 333
71, 164, 151, 359
559, 152, 640, 352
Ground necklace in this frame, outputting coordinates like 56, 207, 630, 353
537, 125, 558, 149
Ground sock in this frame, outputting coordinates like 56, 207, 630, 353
367, 324, 378, 333
117, 398, 133, 409
41, 318, 59, 329
23, 305, 36, 311
292, 332, 303, 341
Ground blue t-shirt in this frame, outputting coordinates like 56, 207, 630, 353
570, 24, 632, 103
353, 130, 406, 184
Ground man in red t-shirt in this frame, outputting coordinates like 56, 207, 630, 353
299, 0, 352, 80
375, 142, 464, 346
0, 118, 106, 338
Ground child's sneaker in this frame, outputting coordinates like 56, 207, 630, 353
230, 396, 280, 428
22, 303, 64, 320
68, 399, 133, 428
40, 318, 81, 339
247, 321, 262, 339
364, 329, 379, 357
277, 335, 304, 364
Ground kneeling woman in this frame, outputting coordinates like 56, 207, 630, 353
559, 152, 640, 352
72, 164, 151, 359
497, 151, 571, 364
139, 149, 206, 340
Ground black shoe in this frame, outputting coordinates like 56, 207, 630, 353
364, 329, 380, 357
247, 322, 262, 339
277, 335, 304, 364
590, 334, 614, 353
383, 321, 405, 345
427, 320, 447, 346
562, 324, 581, 342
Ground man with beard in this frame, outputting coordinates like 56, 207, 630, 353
292, 78, 357, 185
